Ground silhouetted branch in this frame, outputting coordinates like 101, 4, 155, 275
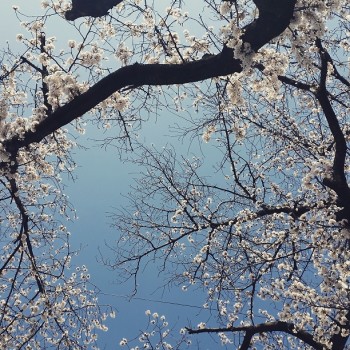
65, 0, 123, 20
4, 0, 297, 155
186, 321, 325, 350
314, 38, 350, 222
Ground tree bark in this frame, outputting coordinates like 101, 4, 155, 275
4, 0, 297, 154
65, 0, 123, 20
186, 321, 325, 350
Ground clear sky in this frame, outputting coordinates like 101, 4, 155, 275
1, 2, 218, 349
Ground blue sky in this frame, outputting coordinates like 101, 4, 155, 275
65, 117, 218, 349
1, 2, 219, 348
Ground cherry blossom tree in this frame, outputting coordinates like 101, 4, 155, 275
0, 0, 349, 349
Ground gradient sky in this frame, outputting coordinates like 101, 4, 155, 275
1, 2, 219, 349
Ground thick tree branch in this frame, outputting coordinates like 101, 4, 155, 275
186, 321, 325, 350
264, 39, 350, 223
65, 0, 123, 21
4, 0, 297, 155
4, 53, 241, 154
329, 310, 350, 350
245, 0, 296, 51
312, 38, 350, 222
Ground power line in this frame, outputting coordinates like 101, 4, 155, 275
101, 292, 214, 310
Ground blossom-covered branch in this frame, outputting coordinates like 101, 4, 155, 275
186, 321, 325, 350
3, 0, 297, 155
65, 0, 123, 21
1, 0, 349, 349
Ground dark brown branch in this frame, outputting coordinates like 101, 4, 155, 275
3, 50, 241, 154
256, 203, 310, 219
316, 39, 347, 175
0, 59, 23, 82
245, 0, 296, 51
4, 0, 297, 155
329, 310, 350, 350
65, 0, 123, 21
277, 74, 313, 92
8, 175, 45, 293
267, 39, 350, 223
40, 33, 53, 116
317, 40, 350, 89
208, 202, 312, 230
20, 56, 44, 74
186, 321, 325, 350
313, 38, 350, 222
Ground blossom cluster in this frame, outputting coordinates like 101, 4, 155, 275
2, 0, 349, 349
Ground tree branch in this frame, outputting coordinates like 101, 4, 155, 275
65, 0, 123, 21
4, 0, 297, 155
329, 310, 350, 350
312, 38, 350, 222
186, 321, 325, 350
